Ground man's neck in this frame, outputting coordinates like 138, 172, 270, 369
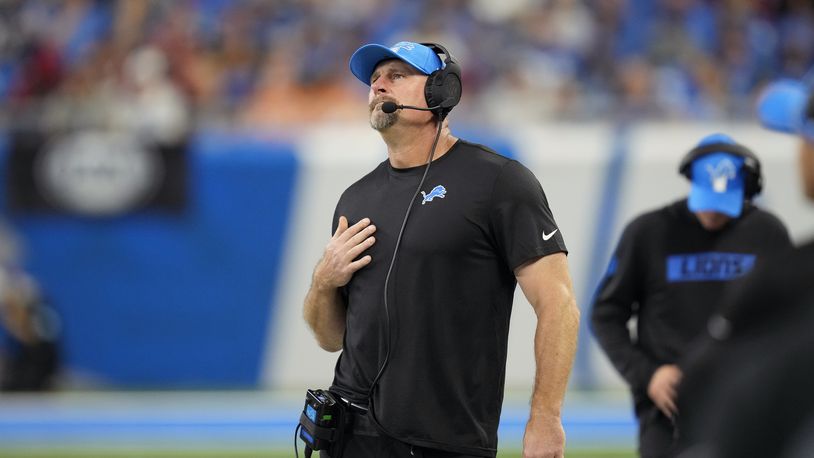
381, 121, 457, 169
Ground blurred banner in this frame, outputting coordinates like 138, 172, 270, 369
6, 129, 187, 216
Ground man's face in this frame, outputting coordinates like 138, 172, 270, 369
799, 139, 814, 201
367, 59, 430, 131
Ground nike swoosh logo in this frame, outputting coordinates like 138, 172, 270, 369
542, 229, 558, 241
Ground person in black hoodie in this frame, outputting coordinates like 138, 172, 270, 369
590, 133, 791, 458
676, 76, 814, 458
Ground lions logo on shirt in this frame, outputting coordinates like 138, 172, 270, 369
421, 185, 446, 205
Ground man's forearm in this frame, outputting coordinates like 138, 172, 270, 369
303, 281, 346, 352
530, 290, 580, 418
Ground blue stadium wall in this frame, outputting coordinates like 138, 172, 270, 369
0, 132, 299, 387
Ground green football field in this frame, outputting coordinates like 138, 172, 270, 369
0, 390, 636, 458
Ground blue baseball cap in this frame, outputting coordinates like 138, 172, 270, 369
687, 134, 747, 217
349, 41, 443, 86
757, 78, 814, 141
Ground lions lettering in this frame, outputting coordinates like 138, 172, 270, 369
666, 252, 757, 282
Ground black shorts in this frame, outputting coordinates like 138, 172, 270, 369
320, 409, 482, 458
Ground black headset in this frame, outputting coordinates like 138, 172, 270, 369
678, 142, 763, 199
420, 42, 462, 116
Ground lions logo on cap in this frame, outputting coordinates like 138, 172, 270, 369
706, 159, 737, 193
390, 42, 416, 52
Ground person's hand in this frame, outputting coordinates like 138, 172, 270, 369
648, 364, 682, 419
522, 413, 565, 458
313, 216, 376, 289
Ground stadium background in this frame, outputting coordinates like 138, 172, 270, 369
0, 1, 812, 456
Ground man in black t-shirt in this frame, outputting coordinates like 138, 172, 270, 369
590, 133, 791, 458
302, 41, 579, 458
675, 74, 814, 458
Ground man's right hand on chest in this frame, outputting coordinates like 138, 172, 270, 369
313, 216, 377, 289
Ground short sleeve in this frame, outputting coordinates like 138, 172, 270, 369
489, 160, 567, 270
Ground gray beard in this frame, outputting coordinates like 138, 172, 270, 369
370, 111, 397, 131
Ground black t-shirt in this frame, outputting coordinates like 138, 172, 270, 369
590, 199, 790, 410
328, 139, 567, 456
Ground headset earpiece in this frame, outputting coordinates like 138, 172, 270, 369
420, 42, 462, 117
678, 142, 763, 199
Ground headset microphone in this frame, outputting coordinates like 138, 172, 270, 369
381, 101, 441, 114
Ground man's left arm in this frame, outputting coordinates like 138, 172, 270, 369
515, 252, 580, 458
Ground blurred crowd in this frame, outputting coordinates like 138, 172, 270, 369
1, 0, 813, 131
